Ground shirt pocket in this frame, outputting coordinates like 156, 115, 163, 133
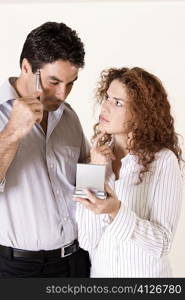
57, 146, 80, 186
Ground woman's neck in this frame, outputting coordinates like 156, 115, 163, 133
113, 134, 129, 159
112, 134, 130, 180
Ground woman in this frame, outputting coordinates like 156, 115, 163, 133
74, 67, 183, 277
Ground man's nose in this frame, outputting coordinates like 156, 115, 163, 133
56, 85, 67, 101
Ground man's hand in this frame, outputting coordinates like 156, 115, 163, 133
7, 91, 43, 141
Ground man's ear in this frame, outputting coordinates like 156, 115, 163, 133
21, 58, 32, 75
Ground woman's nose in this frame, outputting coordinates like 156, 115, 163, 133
101, 100, 110, 112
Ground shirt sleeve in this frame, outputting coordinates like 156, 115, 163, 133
76, 202, 104, 252
104, 152, 183, 258
0, 112, 7, 192
76, 162, 115, 251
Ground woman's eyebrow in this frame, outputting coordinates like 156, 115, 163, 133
113, 97, 124, 102
106, 91, 125, 102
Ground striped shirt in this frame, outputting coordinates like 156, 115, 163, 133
76, 148, 183, 277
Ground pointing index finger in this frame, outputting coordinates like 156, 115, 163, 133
92, 131, 106, 149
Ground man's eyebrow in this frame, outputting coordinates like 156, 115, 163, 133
48, 75, 78, 84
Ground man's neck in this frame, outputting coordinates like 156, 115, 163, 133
11, 77, 28, 98
40, 111, 48, 135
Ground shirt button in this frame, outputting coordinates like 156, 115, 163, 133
63, 216, 68, 222
50, 164, 54, 169
56, 190, 60, 195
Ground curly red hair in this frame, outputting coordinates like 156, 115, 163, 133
93, 67, 183, 183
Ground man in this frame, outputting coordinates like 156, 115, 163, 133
0, 22, 90, 277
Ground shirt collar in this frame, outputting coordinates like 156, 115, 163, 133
52, 102, 66, 119
121, 153, 131, 162
0, 77, 19, 104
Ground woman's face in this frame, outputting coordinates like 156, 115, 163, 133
99, 79, 132, 135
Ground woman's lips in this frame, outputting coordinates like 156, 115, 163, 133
99, 115, 109, 122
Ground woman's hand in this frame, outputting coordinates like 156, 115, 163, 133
74, 184, 121, 219
90, 132, 115, 165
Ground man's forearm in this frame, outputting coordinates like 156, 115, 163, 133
0, 126, 20, 181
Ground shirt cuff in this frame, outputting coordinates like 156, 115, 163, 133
0, 177, 6, 192
106, 202, 136, 241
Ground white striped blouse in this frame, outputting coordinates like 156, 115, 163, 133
76, 148, 183, 277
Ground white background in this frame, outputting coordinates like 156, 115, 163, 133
0, 0, 184, 276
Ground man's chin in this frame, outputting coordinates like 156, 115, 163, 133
43, 104, 61, 111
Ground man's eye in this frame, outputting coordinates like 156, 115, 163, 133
50, 81, 59, 85
67, 82, 74, 87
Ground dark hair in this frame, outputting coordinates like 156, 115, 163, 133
20, 21, 85, 73
93, 67, 184, 183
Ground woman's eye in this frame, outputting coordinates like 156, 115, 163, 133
115, 100, 123, 107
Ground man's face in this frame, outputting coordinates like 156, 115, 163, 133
32, 60, 79, 111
